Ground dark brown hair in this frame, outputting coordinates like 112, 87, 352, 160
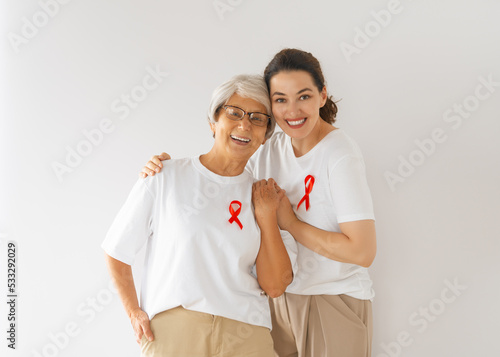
264, 48, 338, 124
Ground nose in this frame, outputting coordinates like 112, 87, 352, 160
286, 101, 299, 118
238, 115, 252, 130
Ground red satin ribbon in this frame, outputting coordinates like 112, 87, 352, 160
228, 200, 243, 230
297, 175, 315, 211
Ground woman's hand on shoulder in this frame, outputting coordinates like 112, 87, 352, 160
139, 152, 171, 178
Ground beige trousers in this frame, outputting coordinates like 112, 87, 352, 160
269, 293, 373, 357
140, 306, 275, 357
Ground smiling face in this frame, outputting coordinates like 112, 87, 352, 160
210, 93, 269, 162
269, 70, 327, 140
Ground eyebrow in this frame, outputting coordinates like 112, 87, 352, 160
225, 104, 268, 115
271, 88, 313, 97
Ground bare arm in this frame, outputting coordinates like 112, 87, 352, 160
253, 179, 293, 298
104, 254, 154, 344
277, 197, 376, 267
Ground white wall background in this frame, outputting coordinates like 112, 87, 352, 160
1, 0, 499, 356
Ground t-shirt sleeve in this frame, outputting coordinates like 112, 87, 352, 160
101, 179, 155, 265
329, 154, 375, 223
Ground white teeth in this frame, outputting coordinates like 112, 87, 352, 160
231, 135, 250, 142
287, 118, 306, 126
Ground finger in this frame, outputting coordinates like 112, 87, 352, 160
252, 184, 261, 200
142, 322, 155, 341
158, 152, 170, 160
141, 161, 157, 176
152, 156, 164, 169
135, 329, 143, 344
152, 152, 171, 167
259, 180, 268, 193
146, 162, 161, 173
270, 179, 281, 192
266, 179, 277, 192
144, 167, 156, 176
268, 180, 279, 192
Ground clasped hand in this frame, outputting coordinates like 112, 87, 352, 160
252, 179, 297, 230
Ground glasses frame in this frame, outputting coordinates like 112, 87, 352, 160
222, 105, 271, 127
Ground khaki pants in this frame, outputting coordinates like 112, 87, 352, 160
141, 306, 275, 357
269, 293, 373, 357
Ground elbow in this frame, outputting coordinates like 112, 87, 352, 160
260, 282, 286, 298
353, 235, 377, 268
260, 270, 293, 298
266, 288, 286, 299
358, 249, 376, 268
358, 258, 373, 268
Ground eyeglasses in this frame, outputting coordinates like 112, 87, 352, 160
222, 105, 271, 127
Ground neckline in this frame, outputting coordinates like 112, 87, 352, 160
191, 156, 250, 184
287, 128, 342, 161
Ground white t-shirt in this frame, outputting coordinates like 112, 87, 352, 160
102, 156, 297, 329
248, 129, 375, 300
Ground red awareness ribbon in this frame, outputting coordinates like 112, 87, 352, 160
296, 175, 315, 211
228, 200, 243, 230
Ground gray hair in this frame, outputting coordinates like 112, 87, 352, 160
207, 74, 276, 139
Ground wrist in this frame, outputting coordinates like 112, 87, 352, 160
282, 216, 299, 233
255, 205, 276, 220
127, 306, 142, 320
256, 212, 278, 228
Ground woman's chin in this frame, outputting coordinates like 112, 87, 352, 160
280, 127, 309, 140
227, 147, 257, 162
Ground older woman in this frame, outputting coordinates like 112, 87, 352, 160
102, 74, 295, 357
